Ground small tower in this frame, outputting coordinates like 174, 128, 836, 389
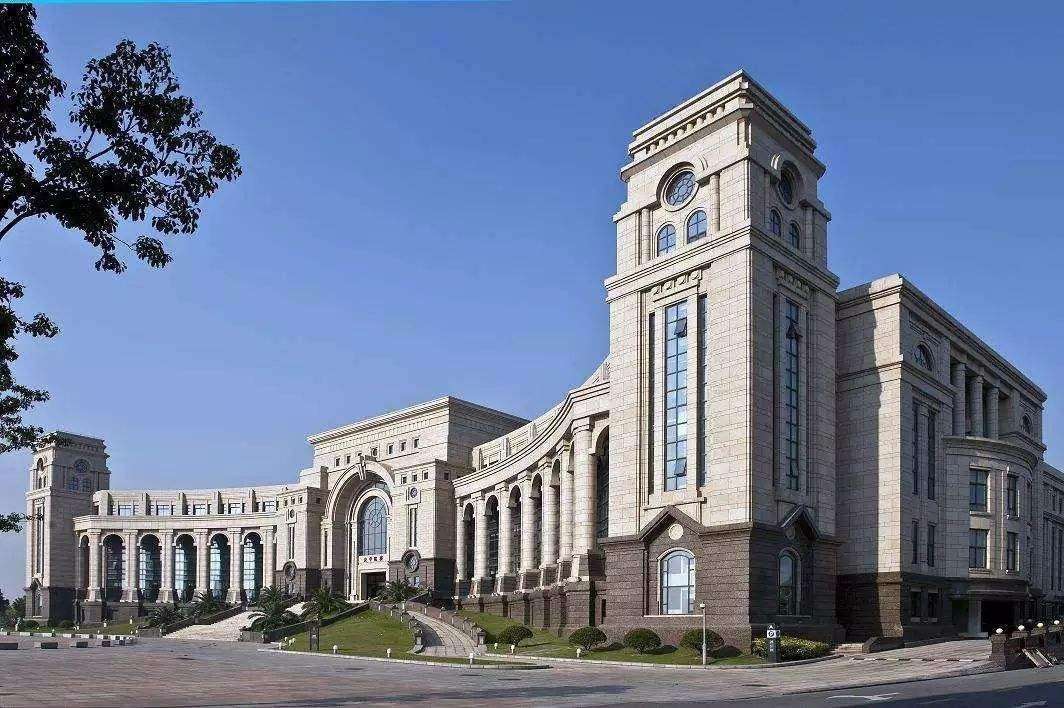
25, 432, 110, 623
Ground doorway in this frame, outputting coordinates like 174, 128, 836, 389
361, 571, 387, 600
981, 599, 1015, 633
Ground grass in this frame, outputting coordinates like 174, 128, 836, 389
286, 609, 507, 665
459, 610, 764, 666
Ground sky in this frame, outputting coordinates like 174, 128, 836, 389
2, 0, 1063, 600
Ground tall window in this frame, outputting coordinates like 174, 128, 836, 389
287, 524, 295, 560
117, 503, 135, 517
67, 475, 79, 491
909, 590, 922, 620
912, 403, 920, 495
927, 410, 937, 500
243, 535, 263, 603
1006, 531, 1019, 572
531, 490, 542, 567
139, 536, 161, 602
969, 529, 988, 569
697, 294, 708, 487
784, 301, 801, 491
648, 312, 655, 494
103, 535, 124, 602
154, 504, 173, 516
408, 507, 419, 548
31, 584, 42, 617
358, 497, 388, 556
927, 592, 939, 621
770, 209, 782, 237
486, 498, 499, 579
664, 301, 689, 491
174, 537, 195, 599
595, 444, 610, 539
660, 550, 695, 615
911, 520, 920, 565
657, 224, 677, 256
970, 471, 988, 511
778, 552, 799, 615
509, 495, 521, 575
927, 524, 936, 567
788, 222, 801, 249
1006, 476, 1018, 516
208, 536, 230, 600
686, 210, 707, 242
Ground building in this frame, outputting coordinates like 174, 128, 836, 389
25, 71, 1063, 647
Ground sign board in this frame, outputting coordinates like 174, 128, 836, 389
766, 623, 781, 663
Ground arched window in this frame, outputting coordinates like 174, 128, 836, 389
1022, 415, 1033, 435
915, 345, 934, 372
208, 535, 230, 600
174, 535, 197, 601
243, 533, 263, 603
770, 209, 782, 237
508, 490, 521, 575
531, 477, 543, 567
81, 477, 92, 493
139, 536, 162, 602
686, 210, 707, 242
31, 583, 42, 617
68, 475, 80, 492
657, 224, 677, 256
788, 222, 801, 249
103, 535, 124, 602
486, 496, 499, 580
595, 436, 609, 539
358, 497, 388, 556
659, 550, 695, 615
777, 168, 798, 205
778, 551, 800, 616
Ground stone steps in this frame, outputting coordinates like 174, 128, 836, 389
166, 610, 258, 642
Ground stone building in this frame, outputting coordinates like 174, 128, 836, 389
24, 71, 1063, 647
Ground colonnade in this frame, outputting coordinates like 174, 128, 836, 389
951, 362, 1013, 439
456, 423, 605, 596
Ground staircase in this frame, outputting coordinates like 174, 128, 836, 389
834, 642, 865, 656
166, 610, 258, 642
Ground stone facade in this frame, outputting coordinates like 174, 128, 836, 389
25, 71, 1062, 649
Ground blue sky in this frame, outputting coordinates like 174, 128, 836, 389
3, 1, 1063, 598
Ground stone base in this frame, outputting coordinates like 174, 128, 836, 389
837, 572, 965, 642
456, 578, 471, 598
79, 600, 104, 625
495, 574, 517, 594
518, 569, 540, 591
456, 583, 602, 637
539, 566, 556, 586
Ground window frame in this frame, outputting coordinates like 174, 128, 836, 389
686, 209, 708, 243
658, 549, 696, 615
969, 528, 988, 569
969, 470, 989, 512
657, 223, 677, 256
777, 550, 800, 616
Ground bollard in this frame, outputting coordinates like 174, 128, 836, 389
332, 645, 338, 655
387, 648, 392, 658
494, 642, 499, 651
510, 644, 515, 655
469, 651, 475, 667
577, 647, 582, 658
277, 642, 284, 650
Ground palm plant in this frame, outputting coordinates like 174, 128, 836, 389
144, 603, 183, 628
256, 585, 284, 610
377, 578, 420, 604
247, 602, 299, 633
185, 590, 225, 619
300, 588, 349, 621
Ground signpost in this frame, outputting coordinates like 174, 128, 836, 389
766, 623, 781, 664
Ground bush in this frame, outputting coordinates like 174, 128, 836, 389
57, 620, 74, 629
751, 636, 831, 662
20, 619, 39, 630
497, 624, 534, 647
569, 626, 607, 651
623, 628, 661, 654
680, 628, 723, 653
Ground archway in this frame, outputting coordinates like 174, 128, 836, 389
138, 535, 162, 602
595, 428, 610, 539
462, 503, 475, 594
208, 534, 230, 601
508, 487, 522, 575
242, 532, 264, 603
353, 492, 390, 599
102, 534, 124, 602
486, 495, 500, 583
174, 534, 197, 602
531, 475, 543, 567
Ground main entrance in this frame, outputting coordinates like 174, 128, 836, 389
361, 571, 387, 600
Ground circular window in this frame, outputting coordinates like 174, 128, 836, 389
777, 169, 797, 206
665, 170, 696, 206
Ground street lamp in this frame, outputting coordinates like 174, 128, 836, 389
700, 602, 707, 666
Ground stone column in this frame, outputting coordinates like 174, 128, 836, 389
160, 531, 174, 604
262, 527, 276, 591
124, 531, 139, 603
640, 207, 651, 264
519, 477, 535, 589
710, 172, 721, 232
970, 375, 985, 438
454, 503, 467, 587
559, 446, 574, 574
570, 424, 596, 581
952, 363, 967, 436
87, 531, 102, 601
472, 497, 488, 595
227, 529, 243, 604
195, 531, 210, 597
541, 472, 558, 585
987, 386, 1001, 439
497, 490, 513, 593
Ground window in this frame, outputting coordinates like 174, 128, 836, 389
657, 224, 677, 256
770, 209, 782, 237
334, 457, 340, 467
686, 210, 707, 242
359, 497, 389, 556
400, 441, 406, 452
648, 312, 655, 494
1022, 415, 1033, 436
697, 294, 708, 487
103, 535, 124, 602
912, 520, 920, 565
287, 524, 295, 560
784, 301, 801, 491
208, 536, 230, 600
413, 438, 420, 449
1026, 480, 1032, 519
970, 471, 988, 511
117, 503, 136, 517
345, 454, 351, 465
777, 169, 796, 205
912, 403, 920, 495
33, 503, 43, 574
664, 301, 689, 491
1006, 532, 1019, 572
969, 529, 988, 569
927, 592, 939, 621
31, 584, 42, 617
927, 523, 936, 567
910, 590, 923, 620
927, 410, 937, 500
371, 447, 378, 457
1007, 476, 1018, 516
387, 444, 394, 455
596, 443, 610, 539
665, 170, 696, 206
139, 537, 161, 602
788, 222, 801, 250
261, 500, 276, 513
659, 550, 695, 614
81, 477, 92, 493
68, 475, 80, 492
227, 502, 245, 515
915, 345, 934, 372
192, 503, 208, 516
408, 506, 418, 548
778, 552, 799, 616
154, 504, 172, 516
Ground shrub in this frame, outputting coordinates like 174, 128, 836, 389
569, 626, 607, 651
623, 628, 661, 654
57, 620, 74, 629
751, 636, 831, 662
20, 619, 39, 630
680, 628, 724, 653
144, 604, 183, 628
497, 624, 534, 647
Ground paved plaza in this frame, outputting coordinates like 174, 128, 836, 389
0, 638, 1003, 707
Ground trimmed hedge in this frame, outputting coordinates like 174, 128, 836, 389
752, 636, 831, 661
497, 624, 533, 647
679, 628, 723, 653
623, 628, 662, 654
569, 626, 607, 651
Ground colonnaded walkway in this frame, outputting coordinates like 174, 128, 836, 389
0, 637, 998, 707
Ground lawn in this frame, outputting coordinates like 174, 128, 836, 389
286, 609, 506, 665
459, 610, 763, 666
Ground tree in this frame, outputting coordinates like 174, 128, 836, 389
246, 603, 299, 633
568, 626, 607, 652
0, 587, 8, 616
300, 587, 348, 621
497, 624, 533, 648
143, 603, 182, 628
0, 512, 27, 533
377, 578, 420, 604
184, 590, 225, 619
0, 5, 240, 452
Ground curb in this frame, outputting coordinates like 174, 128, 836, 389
481, 652, 842, 670
258, 648, 550, 670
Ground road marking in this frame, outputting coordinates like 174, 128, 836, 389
827, 694, 900, 702
1011, 702, 1047, 708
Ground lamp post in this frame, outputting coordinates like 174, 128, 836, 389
700, 602, 707, 666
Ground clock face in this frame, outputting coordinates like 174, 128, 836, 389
73, 459, 89, 475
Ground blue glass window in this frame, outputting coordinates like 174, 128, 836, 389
778, 170, 796, 204
770, 209, 782, 237
686, 210, 707, 242
784, 301, 801, 491
789, 222, 801, 249
657, 224, 677, 256
359, 497, 389, 556
660, 550, 694, 614
665, 170, 695, 206
665, 301, 689, 491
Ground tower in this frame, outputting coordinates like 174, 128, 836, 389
601, 71, 842, 646
25, 432, 110, 623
